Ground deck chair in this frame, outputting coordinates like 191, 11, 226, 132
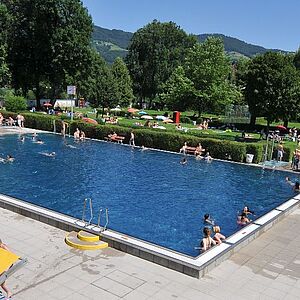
0, 248, 27, 299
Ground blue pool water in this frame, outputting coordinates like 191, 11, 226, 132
0, 133, 296, 256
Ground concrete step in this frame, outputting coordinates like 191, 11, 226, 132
77, 230, 100, 242
65, 231, 108, 250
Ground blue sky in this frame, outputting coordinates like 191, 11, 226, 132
81, 0, 299, 51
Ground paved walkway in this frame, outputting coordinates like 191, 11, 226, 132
1, 207, 300, 299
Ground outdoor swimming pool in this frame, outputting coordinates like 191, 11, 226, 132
0, 133, 296, 256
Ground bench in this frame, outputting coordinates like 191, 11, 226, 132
185, 147, 197, 154
105, 135, 125, 144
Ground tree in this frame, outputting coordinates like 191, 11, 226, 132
294, 48, 300, 70
111, 57, 134, 107
6, 0, 93, 108
126, 20, 197, 107
244, 52, 300, 127
4, 94, 27, 112
184, 37, 235, 115
159, 66, 195, 111
85, 51, 118, 115
0, 3, 11, 86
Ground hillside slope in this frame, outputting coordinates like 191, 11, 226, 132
92, 25, 286, 63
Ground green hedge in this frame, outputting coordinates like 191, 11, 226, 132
1, 111, 267, 163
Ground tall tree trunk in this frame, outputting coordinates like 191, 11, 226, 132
35, 82, 41, 110
250, 114, 256, 126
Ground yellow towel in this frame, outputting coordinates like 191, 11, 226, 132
0, 248, 19, 274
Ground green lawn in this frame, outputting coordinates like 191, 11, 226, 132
72, 107, 299, 159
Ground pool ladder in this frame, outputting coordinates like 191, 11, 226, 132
81, 198, 109, 232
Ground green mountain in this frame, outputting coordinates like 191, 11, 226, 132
92, 25, 286, 63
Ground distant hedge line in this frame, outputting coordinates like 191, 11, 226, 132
2, 111, 285, 163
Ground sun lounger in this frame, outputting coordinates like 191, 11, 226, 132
0, 248, 27, 287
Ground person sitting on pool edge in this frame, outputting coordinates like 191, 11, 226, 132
213, 226, 226, 244
201, 227, 216, 252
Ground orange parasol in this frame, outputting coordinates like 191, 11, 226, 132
82, 117, 98, 125
127, 108, 139, 113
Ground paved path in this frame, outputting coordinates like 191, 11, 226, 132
1, 207, 300, 299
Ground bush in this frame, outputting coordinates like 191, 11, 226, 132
245, 143, 264, 163
4, 95, 27, 112
1, 112, 266, 163
180, 116, 193, 124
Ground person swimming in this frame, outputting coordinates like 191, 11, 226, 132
237, 212, 251, 225
203, 213, 215, 226
40, 151, 56, 157
5, 155, 14, 163
286, 177, 300, 192
180, 157, 188, 165
34, 139, 44, 144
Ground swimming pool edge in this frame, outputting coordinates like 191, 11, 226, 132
0, 193, 299, 279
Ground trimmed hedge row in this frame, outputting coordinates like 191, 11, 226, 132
1, 111, 269, 163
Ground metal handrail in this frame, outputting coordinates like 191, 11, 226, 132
53, 119, 56, 133
82, 198, 93, 225
97, 208, 103, 228
103, 208, 109, 231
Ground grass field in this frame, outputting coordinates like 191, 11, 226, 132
72, 107, 299, 160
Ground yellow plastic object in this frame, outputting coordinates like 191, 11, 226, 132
77, 230, 100, 242
0, 248, 19, 274
65, 231, 108, 250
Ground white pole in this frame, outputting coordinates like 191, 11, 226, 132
71, 96, 74, 121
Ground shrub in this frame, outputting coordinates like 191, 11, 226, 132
180, 116, 193, 124
245, 143, 264, 163
1, 112, 268, 163
4, 95, 27, 112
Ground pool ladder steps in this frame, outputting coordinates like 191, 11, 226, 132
65, 230, 108, 250
81, 198, 109, 232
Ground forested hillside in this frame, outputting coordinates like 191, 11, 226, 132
92, 25, 286, 63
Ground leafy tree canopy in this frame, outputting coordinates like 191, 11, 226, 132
126, 20, 197, 106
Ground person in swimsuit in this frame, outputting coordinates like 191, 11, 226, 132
212, 226, 226, 244
201, 227, 216, 252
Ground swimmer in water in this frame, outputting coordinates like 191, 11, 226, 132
34, 139, 44, 144
140, 145, 148, 151
5, 155, 15, 163
203, 213, 215, 226
40, 152, 56, 157
180, 157, 188, 165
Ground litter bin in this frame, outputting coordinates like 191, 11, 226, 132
173, 111, 181, 123
246, 154, 254, 163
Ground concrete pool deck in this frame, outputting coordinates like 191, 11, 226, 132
1, 207, 300, 300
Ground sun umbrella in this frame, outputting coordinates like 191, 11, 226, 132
138, 111, 147, 115
82, 117, 98, 125
111, 107, 121, 111
127, 108, 139, 113
163, 118, 173, 123
43, 102, 52, 107
141, 115, 153, 120
276, 125, 287, 131
156, 115, 167, 121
